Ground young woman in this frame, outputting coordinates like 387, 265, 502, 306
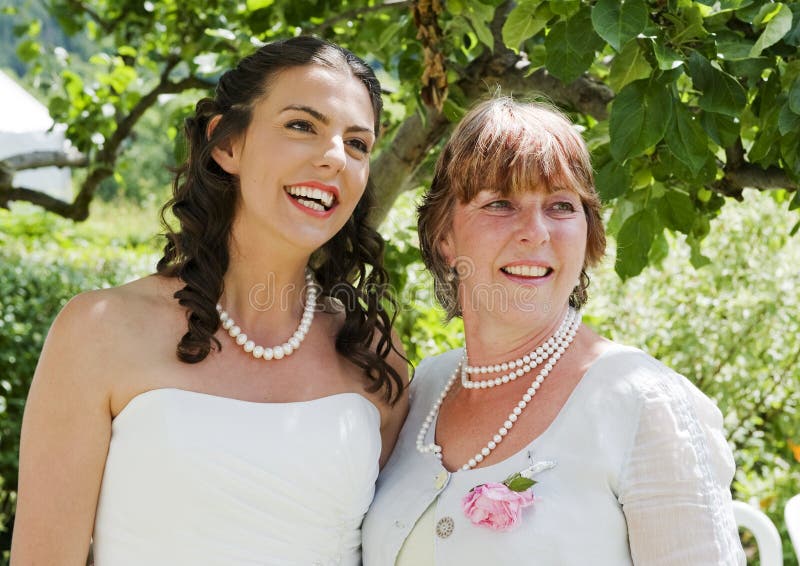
12, 36, 408, 565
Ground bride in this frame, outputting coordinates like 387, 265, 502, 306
11, 36, 408, 565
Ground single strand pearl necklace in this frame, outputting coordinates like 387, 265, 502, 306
216, 268, 316, 361
416, 307, 581, 470
461, 308, 577, 389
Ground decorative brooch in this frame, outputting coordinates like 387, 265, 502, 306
462, 458, 556, 531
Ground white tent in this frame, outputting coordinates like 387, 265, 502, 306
0, 70, 72, 201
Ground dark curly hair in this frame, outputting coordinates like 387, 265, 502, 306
157, 36, 404, 403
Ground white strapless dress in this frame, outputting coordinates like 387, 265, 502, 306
92, 388, 381, 566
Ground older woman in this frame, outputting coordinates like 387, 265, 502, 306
362, 98, 745, 565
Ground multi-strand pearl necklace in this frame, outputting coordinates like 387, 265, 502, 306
216, 268, 317, 361
416, 308, 581, 471
461, 308, 578, 389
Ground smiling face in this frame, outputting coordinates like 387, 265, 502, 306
211, 63, 376, 255
441, 187, 588, 323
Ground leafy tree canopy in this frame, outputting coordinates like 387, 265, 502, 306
2, 0, 799, 278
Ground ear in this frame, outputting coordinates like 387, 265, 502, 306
208, 115, 241, 175
439, 231, 455, 268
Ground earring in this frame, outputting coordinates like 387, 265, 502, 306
445, 266, 457, 282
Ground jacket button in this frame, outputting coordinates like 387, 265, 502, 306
435, 516, 454, 538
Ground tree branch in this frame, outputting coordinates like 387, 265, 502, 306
0, 186, 74, 217
3, 150, 88, 171
1, 59, 213, 220
712, 162, 798, 200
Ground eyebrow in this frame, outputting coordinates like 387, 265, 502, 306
280, 104, 374, 136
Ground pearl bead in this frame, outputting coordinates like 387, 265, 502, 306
244, 340, 255, 352
235, 333, 248, 345
222, 319, 234, 330
253, 346, 264, 358
229, 326, 241, 337
416, 309, 580, 470
282, 343, 293, 356
263, 348, 274, 360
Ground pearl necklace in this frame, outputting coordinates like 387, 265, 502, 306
216, 268, 316, 361
462, 308, 578, 389
416, 308, 581, 470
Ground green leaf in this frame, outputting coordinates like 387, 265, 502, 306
378, 21, 405, 50
246, 0, 274, 10
608, 41, 652, 92
750, 3, 793, 56
778, 103, 800, 136
463, 2, 496, 50
788, 79, 800, 115
689, 236, 712, 268
714, 30, 754, 61
550, 0, 581, 17
502, 0, 547, 53
686, 52, 747, 117
651, 38, 683, 70
609, 79, 673, 161
657, 190, 695, 233
545, 7, 604, 83
665, 100, 709, 175
615, 209, 659, 279
701, 111, 739, 147
591, 0, 649, 52
789, 190, 800, 211
648, 229, 669, 265
595, 159, 632, 201
16, 39, 41, 63
506, 476, 536, 492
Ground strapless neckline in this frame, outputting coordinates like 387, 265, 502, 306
94, 384, 382, 565
115, 387, 381, 421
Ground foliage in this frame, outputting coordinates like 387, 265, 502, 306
2, 0, 799, 276
0, 203, 160, 557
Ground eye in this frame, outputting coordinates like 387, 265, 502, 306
285, 120, 314, 133
484, 199, 513, 210
346, 138, 370, 154
551, 201, 578, 213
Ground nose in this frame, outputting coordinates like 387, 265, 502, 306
315, 136, 347, 173
516, 208, 550, 245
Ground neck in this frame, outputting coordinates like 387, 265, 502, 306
221, 240, 311, 331
461, 304, 572, 367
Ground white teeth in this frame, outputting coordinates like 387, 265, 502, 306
296, 198, 325, 212
286, 185, 335, 209
503, 265, 549, 277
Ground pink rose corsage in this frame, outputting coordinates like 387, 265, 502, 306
462, 460, 555, 531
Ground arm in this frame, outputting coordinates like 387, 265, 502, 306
11, 292, 115, 565
618, 371, 746, 566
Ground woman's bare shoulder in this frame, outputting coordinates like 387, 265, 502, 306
48, 275, 183, 362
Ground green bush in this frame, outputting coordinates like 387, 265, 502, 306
0, 205, 159, 557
